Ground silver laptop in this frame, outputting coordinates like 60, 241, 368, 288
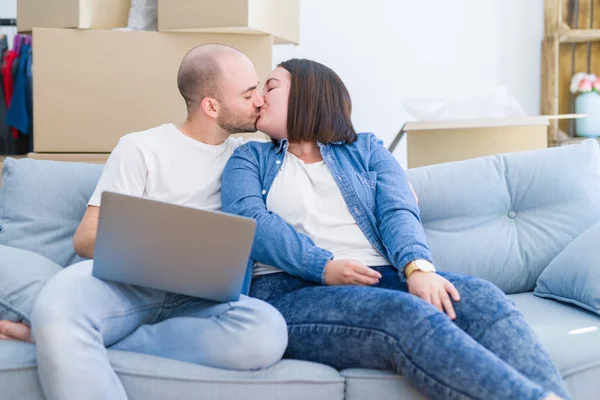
92, 191, 256, 303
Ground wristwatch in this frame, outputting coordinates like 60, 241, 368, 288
404, 259, 436, 279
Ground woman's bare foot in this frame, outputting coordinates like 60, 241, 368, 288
0, 320, 33, 343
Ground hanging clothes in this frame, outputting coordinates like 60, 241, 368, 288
7, 42, 31, 135
9, 35, 22, 139
3, 33, 33, 155
25, 41, 33, 153
2, 48, 16, 108
0, 34, 16, 155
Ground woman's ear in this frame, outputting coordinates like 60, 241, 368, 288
200, 97, 220, 119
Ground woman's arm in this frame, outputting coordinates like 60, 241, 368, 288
368, 134, 460, 318
221, 145, 333, 284
368, 134, 433, 279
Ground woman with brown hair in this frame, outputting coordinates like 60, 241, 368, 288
221, 59, 569, 400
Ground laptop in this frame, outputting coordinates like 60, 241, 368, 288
92, 191, 257, 303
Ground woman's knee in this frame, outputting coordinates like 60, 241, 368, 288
456, 275, 512, 303
446, 274, 519, 324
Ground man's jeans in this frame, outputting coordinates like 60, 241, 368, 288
250, 266, 571, 400
31, 260, 288, 400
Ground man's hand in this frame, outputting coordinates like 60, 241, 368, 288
324, 259, 382, 286
407, 272, 460, 319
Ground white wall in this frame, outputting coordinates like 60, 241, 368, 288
0, 0, 17, 45
273, 0, 545, 166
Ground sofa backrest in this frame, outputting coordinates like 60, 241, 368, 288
2, 140, 600, 293
406, 139, 600, 293
0, 158, 103, 267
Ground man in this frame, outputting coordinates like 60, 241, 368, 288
0, 44, 287, 400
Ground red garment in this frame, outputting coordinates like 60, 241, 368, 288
2, 50, 16, 107
3, 51, 19, 139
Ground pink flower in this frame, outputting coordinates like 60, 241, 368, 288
571, 72, 588, 93
594, 79, 600, 92
579, 79, 593, 92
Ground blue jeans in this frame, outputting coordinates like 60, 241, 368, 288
250, 267, 571, 400
30, 260, 288, 400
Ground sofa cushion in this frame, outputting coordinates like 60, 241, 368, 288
341, 369, 426, 400
0, 158, 103, 267
0, 342, 345, 400
510, 292, 600, 400
0, 245, 62, 323
534, 219, 600, 315
407, 139, 600, 293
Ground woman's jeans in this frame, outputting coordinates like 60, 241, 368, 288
250, 267, 571, 400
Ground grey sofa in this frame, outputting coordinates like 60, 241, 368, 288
1, 139, 600, 399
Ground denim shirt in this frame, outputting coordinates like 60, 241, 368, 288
223, 132, 433, 293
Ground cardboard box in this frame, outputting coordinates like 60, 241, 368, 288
18, 0, 130, 32
33, 28, 273, 153
158, 0, 299, 44
399, 117, 549, 168
26, 153, 110, 164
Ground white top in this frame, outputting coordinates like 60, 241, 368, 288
89, 123, 244, 210
254, 152, 390, 276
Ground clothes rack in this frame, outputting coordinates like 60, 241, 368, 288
0, 19, 33, 156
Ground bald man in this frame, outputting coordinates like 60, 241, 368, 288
20, 44, 287, 400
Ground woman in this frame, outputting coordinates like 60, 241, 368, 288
221, 59, 570, 400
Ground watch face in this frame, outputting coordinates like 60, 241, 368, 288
414, 260, 436, 272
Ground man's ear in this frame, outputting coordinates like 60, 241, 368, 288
200, 97, 220, 119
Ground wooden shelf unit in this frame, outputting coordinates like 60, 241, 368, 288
542, 0, 600, 146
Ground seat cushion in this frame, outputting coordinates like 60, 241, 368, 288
534, 219, 600, 315
0, 341, 43, 400
0, 158, 103, 267
510, 292, 600, 400
0, 341, 344, 400
341, 369, 426, 400
0, 245, 62, 323
407, 139, 600, 293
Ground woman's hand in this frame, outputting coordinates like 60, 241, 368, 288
407, 272, 461, 319
324, 259, 382, 286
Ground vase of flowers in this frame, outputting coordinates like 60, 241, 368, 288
571, 72, 600, 137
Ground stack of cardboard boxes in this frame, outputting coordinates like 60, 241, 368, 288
17, 0, 298, 163
12, 0, 553, 170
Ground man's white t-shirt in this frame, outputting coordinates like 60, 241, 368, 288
254, 152, 390, 276
89, 123, 244, 210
